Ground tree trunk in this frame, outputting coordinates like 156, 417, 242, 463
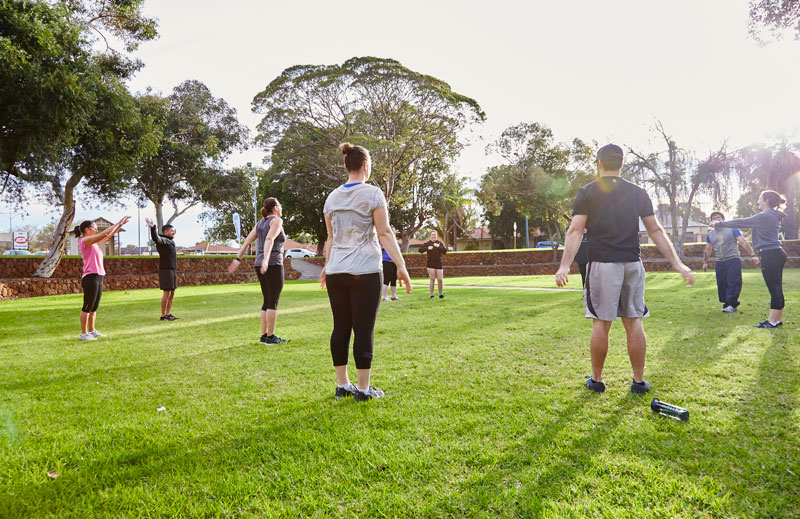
782, 182, 798, 239
400, 231, 410, 253
155, 202, 165, 231
33, 172, 83, 278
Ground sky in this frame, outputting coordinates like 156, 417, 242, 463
5, 0, 800, 247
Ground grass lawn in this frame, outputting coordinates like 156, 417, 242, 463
1, 270, 798, 518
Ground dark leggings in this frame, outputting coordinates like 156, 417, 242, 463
326, 272, 382, 370
255, 265, 284, 310
760, 248, 787, 310
81, 274, 104, 313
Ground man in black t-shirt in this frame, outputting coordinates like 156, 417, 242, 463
146, 218, 179, 321
555, 144, 694, 395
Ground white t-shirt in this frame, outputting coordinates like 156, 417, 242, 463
323, 183, 386, 275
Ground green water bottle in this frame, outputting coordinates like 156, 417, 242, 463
651, 399, 689, 422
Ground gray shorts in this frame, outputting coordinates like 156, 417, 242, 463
585, 261, 648, 321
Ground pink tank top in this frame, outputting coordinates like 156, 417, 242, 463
78, 237, 106, 278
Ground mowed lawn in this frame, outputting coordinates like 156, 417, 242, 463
1, 271, 798, 518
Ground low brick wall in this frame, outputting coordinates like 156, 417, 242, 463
0, 256, 300, 301
305, 241, 800, 277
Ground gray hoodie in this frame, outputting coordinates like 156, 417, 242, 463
715, 209, 785, 252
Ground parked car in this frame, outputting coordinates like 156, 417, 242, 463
535, 241, 564, 249
2, 249, 32, 256
33, 251, 48, 255
284, 248, 314, 259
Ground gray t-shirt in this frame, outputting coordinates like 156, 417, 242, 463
706, 227, 741, 262
323, 183, 387, 275
254, 216, 285, 267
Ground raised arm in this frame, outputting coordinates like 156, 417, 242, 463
373, 206, 411, 292
642, 215, 694, 284
147, 220, 166, 246
714, 212, 770, 230
83, 217, 129, 246
555, 215, 586, 287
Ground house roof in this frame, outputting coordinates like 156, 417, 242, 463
466, 227, 493, 240
285, 239, 317, 253
188, 242, 240, 253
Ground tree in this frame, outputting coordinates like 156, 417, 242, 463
0, 0, 156, 203
748, 0, 800, 41
131, 81, 250, 229
430, 174, 477, 249
33, 81, 161, 277
478, 123, 594, 255
625, 121, 735, 257
736, 141, 800, 238
252, 57, 484, 250
199, 166, 263, 246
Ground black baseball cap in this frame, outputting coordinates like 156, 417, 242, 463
596, 144, 624, 162
710, 211, 724, 220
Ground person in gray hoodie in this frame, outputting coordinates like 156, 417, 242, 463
710, 190, 788, 328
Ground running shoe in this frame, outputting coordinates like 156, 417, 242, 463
430, 295, 434, 299
722, 305, 737, 313
263, 335, 288, 344
439, 294, 445, 299
166, 314, 178, 321
391, 297, 401, 301
79, 333, 97, 341
755, 320, 782, 328
259, 334, 270, 344
334, 383, 357, 399
584, 376, 606, 393
354, 386, 384, 402
160, 315, 168, 321
382, 297, 390, 302
88, 330, 107, 337
630, 380, 652, 394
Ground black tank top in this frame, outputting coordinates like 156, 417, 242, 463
255, 216, 285, 266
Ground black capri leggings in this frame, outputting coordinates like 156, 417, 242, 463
81, 274, 104, 313
382, 261, 397, 286
255, 265, 284, 311
760, 248, 787, 310
326, 272, 382, 370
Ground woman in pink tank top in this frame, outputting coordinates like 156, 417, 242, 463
74, 217, 130, 341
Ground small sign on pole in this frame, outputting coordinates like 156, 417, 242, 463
232, 213, 241, 245
13, 231, 28, 250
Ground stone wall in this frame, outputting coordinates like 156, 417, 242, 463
0, 256, 300, 301
304, 241, 800, 277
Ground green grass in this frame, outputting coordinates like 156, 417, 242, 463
1, 271, 798, 518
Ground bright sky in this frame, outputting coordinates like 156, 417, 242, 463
6, 0, 800, 247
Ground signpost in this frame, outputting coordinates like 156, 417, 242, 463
13, 231, 28, 250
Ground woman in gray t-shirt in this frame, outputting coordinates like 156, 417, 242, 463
320, 143, 411, 402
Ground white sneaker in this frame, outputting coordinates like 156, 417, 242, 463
722, 305, 737, 313
382, 297, 390, 301
88, 330, 107, 337
79, 333, 97, 341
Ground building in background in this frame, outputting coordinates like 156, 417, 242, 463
66, 217, 123, 256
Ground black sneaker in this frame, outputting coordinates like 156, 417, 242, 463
353, 386, 384, 402
334, 383, 357, 399
439, 294, 445, 299
584, 376, 606, 393
755, 320, 782, 328
630, 380, 652, 394
430, 295, 434, 299
160, 315, 168, 321
166, 314, 178, 321
263, 335, 288, 344
259, 334, 270, 344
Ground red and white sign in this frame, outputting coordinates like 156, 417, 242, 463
13, 231, 28, 250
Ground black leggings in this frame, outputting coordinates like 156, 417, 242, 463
760, 248, 787, 310
326, 272, 382, 370
81, 274, 104, 313
255, 265, 284, 311
382, 261, 397, 286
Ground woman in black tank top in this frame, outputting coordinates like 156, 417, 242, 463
227, 197, 289, 344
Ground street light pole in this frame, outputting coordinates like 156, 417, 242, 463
524, 215, 529, 248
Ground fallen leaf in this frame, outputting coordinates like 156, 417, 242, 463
47, 470, 59, 479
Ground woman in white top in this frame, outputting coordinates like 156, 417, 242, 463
320, 143, 411, 401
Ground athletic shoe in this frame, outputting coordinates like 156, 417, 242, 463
439, 294, 445, 299
354, 386, 384, 402
630, 380, 652, 394
755, 320, 783, 328
79, 333, 97, 341
88, 330, 107, 338
430, 295, 434, 299
166, 314, 178, 321
382, 297, 390, 302
391, 297, 401, 301
263, 335, 288, 344
160, 315, 168, 321
259, 334, 270, 345
584, 376, 606, 393
334, 383, 357, 399
722, 305, 737, 313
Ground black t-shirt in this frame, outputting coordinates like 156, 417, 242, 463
150, 226, 177, 270
418, 240, 447, 268
572, 176, 654, 262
